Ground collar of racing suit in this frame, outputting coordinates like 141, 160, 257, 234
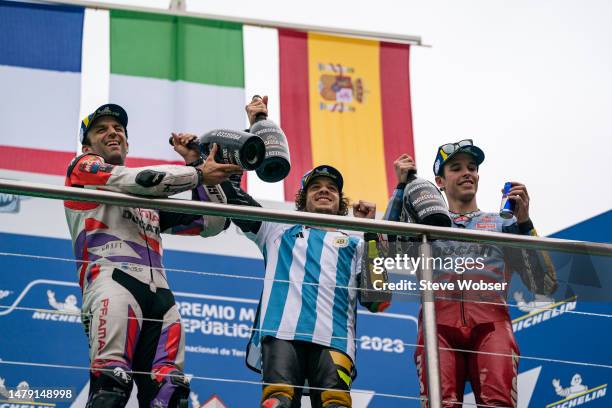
449, 210, 482, 225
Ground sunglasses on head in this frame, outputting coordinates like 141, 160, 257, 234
438, 139, 473, 155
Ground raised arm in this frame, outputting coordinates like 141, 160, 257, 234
67, 137, 242, 197
157, 133, 230, 237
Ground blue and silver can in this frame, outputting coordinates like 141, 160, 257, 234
499, 182, 515, 219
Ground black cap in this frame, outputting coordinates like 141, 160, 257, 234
433, 140, 485, 176
301, 165, 344, 192
79, 103, 128, 144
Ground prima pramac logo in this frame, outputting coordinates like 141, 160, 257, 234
317, 63, 365, 113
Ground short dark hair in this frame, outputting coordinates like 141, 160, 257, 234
81, 132, 91, 146
295, 188, 349, 216
438, 165, 446, 178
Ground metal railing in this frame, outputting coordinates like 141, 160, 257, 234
1, 179, 610, 256
1, 178, 611, 408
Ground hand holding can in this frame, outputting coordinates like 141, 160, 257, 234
499, 182, 515, 219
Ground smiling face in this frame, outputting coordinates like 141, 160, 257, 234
304, 176, 341, 215
435, 153, 479, 203
82, 116, 128, 165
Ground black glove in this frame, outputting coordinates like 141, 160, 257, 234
220, 174, 261, 208
219, 174, 263, 234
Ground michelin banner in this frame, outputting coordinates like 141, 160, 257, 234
1, 202, 611, 407
0, 228, 419, 407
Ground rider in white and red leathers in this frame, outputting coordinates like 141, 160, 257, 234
64, 104, 240, 408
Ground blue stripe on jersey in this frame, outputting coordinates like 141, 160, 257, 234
294, 229, 326, 342
260, 225, 300, 338
249, 243, 267, 347
0, 1, 84, 71
331, 236, 359, 351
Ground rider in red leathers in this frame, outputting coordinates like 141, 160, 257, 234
384, 140, 557, 407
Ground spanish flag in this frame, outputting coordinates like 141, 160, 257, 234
279, 30, 415, 208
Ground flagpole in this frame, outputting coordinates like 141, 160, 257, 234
42, 0, 424, 45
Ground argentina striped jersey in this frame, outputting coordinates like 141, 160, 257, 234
245, 222, 364, 372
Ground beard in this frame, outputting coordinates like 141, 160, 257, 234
102, 148, 127, 165
312, 206, 337, 215
105, 155, 124, 165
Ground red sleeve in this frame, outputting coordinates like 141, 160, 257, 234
66, 154, 114, 187
64, 154, 114, 210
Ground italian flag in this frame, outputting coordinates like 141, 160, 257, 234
108, 10, 246, 167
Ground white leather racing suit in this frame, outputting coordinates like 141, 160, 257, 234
64, 153, 226, 407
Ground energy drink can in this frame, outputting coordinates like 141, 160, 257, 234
499, 182, 515, 219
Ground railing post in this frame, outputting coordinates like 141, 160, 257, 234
420, 234, 442, 408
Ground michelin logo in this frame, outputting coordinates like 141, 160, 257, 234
547, 374, 607, 408
512, 292, 576, 332
30, 290, 81, 323
0, 290, 11, 300
47, 290, 80, 313
0, 377, 33, 402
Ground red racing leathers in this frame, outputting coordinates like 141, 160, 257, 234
384, 184, 557, 407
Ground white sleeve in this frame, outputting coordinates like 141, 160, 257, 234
69, 155, 199, 197
103, 164, 199, 196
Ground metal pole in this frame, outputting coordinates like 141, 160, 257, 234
1, 179, 611, 257
41, 0, 424, 46
420, 234, 442, 408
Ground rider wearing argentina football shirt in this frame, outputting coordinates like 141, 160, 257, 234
218, 97, 391, 408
